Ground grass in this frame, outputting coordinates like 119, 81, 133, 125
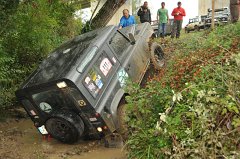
125, 22, 240, 159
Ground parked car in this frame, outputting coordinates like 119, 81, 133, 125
185, 17, 205, 33
151, 19, 174, 37
200, 15, 208, 23
205, 7, 230, 28
16, 23, 164, 143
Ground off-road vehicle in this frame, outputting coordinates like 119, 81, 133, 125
151, 19, 174, 37
185, 17, 205, 33
205, 7, 230, 28
16, 23, 164, 143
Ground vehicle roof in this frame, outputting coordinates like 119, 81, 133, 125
20, 25, 116, 89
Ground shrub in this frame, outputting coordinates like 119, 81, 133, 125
125, 23, 240, 158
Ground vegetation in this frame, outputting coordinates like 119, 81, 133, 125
0, 0, 82, 110
125, 23, 240, 158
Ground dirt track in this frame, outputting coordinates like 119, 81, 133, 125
0, 119, 126, 159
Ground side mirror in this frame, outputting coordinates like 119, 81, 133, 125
129, 33, 136, 45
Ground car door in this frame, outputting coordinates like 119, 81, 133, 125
108, 25, 149, 83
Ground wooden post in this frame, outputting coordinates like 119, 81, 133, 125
211, 0, 215, 29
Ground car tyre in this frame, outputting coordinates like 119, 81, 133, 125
117, 104, 128, 140
150, 42, 165, 70
45, 110, 84, 144
194, 25, 200, 31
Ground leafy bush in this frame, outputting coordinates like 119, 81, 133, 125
125, 23, 240, 158
0, 0, 83, 110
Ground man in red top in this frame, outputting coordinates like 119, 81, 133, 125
171, 1, 186, 38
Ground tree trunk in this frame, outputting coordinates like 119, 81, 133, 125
230, 0, 239, 23
90, 0, 127, 29
230, 0, 240, 23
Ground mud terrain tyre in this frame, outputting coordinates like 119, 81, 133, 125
117, 104, 128, 140
150, 42, 165, 70
194, 25, 200, 31
45, 110, 84, 144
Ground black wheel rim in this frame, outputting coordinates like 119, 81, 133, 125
47, 118, 73, 141
54, 120, 70, 136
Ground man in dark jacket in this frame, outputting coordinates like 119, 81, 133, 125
137, 1, 151, 23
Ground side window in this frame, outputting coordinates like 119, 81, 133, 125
83, 52, 113, 98
109, 32, 130, 58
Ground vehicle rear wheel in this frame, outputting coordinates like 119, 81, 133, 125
194, 25, 200, 31
117, 104, 128, 140
45, 110, 84, 144
150, 42, 165, 70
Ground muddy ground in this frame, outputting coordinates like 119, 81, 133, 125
0, 118, 126, 159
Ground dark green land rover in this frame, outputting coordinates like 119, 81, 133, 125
16, 23, 164, 143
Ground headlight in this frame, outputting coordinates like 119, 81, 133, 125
57, 81, 67, 88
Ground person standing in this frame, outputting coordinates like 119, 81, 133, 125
171, 1, 186, 38
157, 2, 169, 37
119, 9, 136, 29
137, 1, 151, 23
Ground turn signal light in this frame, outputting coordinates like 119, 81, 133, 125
95, 113, 100, 117
103, 126, 108, 130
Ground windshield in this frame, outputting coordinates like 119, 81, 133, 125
189, 18, 198, 24
208, 8, 228, 17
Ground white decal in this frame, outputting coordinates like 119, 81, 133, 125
117, 68, 129, 87
39, 102, 52, 113
100, 58, 112, 76
88, 82, 96, 91
85, 76, 91, 84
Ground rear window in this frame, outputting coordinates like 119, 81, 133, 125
32, 89, 73, 113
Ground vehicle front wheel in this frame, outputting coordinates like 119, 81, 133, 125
117, 104, 128, 140
150, 42, 165, 70
45, 110, 84, 144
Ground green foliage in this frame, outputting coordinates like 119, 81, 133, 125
126, 23, 240, 158
0, 0, 83, 110
0, 0, 19, 35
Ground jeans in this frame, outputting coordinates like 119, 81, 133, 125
171, 20, 183, 38
158, 23, 167, 37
